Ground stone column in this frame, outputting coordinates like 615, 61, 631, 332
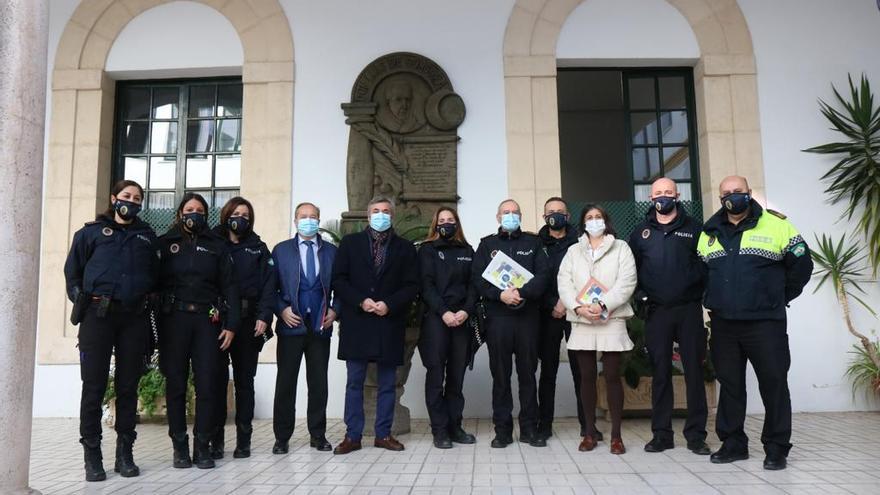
0, 1, 49, 494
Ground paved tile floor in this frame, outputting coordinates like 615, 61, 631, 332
29, 412, 880, 494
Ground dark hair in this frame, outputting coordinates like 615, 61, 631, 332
543, 196, 568, 209
174, 192, 209, 227
104, 180, 144, 217
578, 203, 617, 237
425, 206, 468, 245
220, 196, 255, 229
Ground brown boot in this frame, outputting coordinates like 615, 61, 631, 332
578, 435, 597, 452
333, 437, 362, 455
610, 438, 626, 455
374, 436, 405, 451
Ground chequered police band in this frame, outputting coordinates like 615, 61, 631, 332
740, 247, 784, 261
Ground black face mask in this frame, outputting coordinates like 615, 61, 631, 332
545, 212, 568, 231
436, 222, 458, 240
182, 212, 207, 233
721, 192, 751, 215
652, 196, 677, 215
227, 216, 251, 235
114, 199, 142, 221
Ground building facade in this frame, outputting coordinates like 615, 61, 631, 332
34, 0, 880, 419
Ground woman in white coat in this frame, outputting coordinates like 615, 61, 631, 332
557, 204, 637, 454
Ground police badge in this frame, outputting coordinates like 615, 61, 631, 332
641, 228, 650, 239
101, 227, 113, 236
170, 243, 180, 254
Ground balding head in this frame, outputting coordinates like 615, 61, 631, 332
496, 199, 520, 216
650, 177, 678, 199
719, 176, 750, 197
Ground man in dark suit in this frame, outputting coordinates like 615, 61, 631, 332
331, 196, 420, 454
271, 202, 339, 454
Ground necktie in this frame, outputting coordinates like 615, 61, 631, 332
305, 240, 316, 284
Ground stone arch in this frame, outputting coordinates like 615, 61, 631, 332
39, 0, 295, 363
502, 0, 763, 229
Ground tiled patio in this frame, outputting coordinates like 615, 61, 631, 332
29, 412, 880, 494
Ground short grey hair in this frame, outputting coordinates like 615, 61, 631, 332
497, 198, 520, 215
367, 195, 396, 214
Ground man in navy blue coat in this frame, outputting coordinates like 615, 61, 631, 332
331, 196, 420, 454
271, 202, 339, 453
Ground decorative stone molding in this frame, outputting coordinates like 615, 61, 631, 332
502, 0, 765, 229
38, 0, 294, 364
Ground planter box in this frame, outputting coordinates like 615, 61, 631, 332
105, 380, 233, 426
596, 375, 717, 420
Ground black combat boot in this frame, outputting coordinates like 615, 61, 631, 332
80, 437, 106, 482
193, 435, 216, 469
171, 432, 192, 468
209, 427, 224, 459
233, 422, 252, 458
114, 432, 140, 477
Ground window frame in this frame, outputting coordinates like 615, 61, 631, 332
111, 76, 243, 210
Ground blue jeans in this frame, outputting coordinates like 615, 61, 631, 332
344, 360, 397, 440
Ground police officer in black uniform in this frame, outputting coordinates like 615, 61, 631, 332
417, 207, 478, 449
157, 192, 240, 469
472, 199, 550, 448
209, 197, 275, 459
536, 197, 599, 442
64, 179, 159, 482
627, 178, 710, 455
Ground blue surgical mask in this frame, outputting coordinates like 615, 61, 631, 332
500, 213, 521, 232
297, 218, 320, 238
370, 212, 392, 232
721, 192, 751, 215
584, 219, 606, 237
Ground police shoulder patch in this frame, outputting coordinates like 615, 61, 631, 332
641, 228, 651, 239
169, 243, 180, 254
767, 209, 787, 220
791, 243, 807, 257
101, 227, 113, 237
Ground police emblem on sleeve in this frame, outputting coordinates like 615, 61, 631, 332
641, 228, 650, 239
792, 243, 806, 257
708, 236, 716, 247
101, 227, 113, 236
170, 243, 180, 254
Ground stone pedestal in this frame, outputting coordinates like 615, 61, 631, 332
0, 1, 48, 493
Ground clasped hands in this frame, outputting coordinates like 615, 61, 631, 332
575, 303, 604, 321
361, 298, 389, 316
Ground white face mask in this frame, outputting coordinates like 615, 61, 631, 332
584, 219, 605, 237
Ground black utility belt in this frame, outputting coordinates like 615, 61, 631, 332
89, 296, 145, 315
173, 301, 213, 313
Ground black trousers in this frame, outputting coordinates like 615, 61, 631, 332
486, 311, 539, 436
418, 313, 471, 435
645, 302, 708, 443
78, 306, 149, 440
273, 332, 331, 441
537, 312, 586, 435
159, 311, 223, 439
711, 315, 792, 457
213, 316, 261, 435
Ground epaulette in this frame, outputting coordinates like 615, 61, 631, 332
767, 209, 787, 220
480, 233, 496, 241
84, 220, 101, 226
521, 231, 538, 237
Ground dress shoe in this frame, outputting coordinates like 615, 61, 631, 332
644, 437, 674, 453
449, 426, 476, 444
333, 437, 362, 455
310, 436, 332, 452
433, 433, 453, 449
272, 440, 289, 455
374, 436, 405, 451
710, 447, 749, 464
520, 431, 547, 447
491, 434, 513, 448
687, 440, 712, 456
763, 455, 787, 470
610, 438, 626, 455
578, 435, 597, 452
